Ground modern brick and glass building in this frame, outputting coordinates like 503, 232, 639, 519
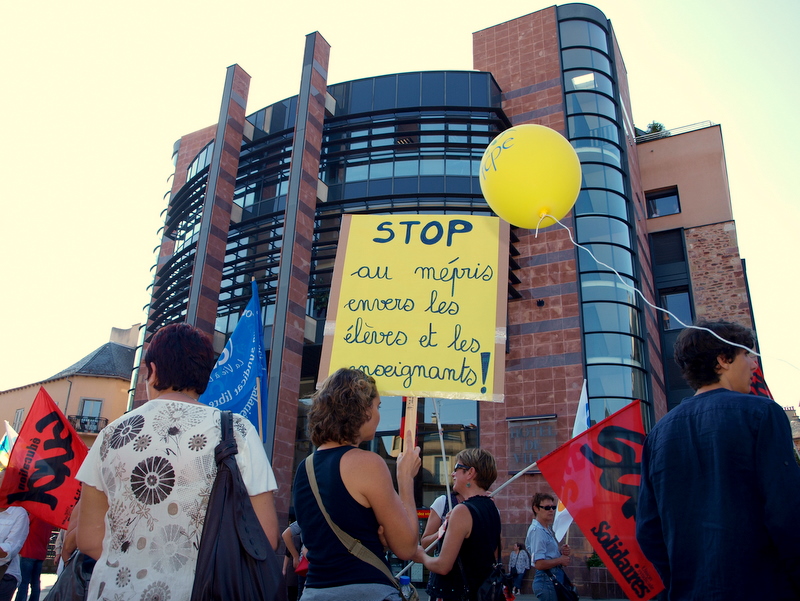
131, 2, 757, 589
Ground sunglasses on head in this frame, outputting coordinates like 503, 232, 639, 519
454, 463, 471, 471
538, 504, 557, 511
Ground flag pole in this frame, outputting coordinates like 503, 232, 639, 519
432, 398, 454, 515
256, 375, 263, 441
490, 459, 538, 498
252, 276, 264, 442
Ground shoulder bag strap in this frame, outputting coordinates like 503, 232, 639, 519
304, 455, 398, 586
216, 410, 238, 464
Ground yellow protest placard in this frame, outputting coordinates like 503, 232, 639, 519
319, 214, 508, 401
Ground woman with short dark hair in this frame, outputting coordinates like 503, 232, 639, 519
76, 322, 279, 601
293, 368, 421, 600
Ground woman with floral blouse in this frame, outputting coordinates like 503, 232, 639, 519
77, 323, 278, 601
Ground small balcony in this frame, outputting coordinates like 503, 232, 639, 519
68, 415, 109, 434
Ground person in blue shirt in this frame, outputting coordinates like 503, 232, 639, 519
636, 320, 800, 600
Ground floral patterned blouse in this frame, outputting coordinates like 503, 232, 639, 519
77, 399, 277, 601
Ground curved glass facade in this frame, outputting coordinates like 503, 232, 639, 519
153, 70, 507, 507
153, 72, 507, 339
558, 7, 649, 420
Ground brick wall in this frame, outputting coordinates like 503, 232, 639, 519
685, 222, 753, 327
473, 6, 585, 559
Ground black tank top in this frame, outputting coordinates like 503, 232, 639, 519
293, 446, 393, 588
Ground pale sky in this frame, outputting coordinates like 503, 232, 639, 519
1, 0, 798, 409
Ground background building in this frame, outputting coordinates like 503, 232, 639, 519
133, 3, 759, 591
0, 325, 138, 448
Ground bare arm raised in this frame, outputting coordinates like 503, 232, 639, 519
340, 441, 421, 560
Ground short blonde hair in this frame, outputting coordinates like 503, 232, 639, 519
455, 448, 497, 490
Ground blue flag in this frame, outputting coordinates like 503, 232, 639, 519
199, 280, 268, 437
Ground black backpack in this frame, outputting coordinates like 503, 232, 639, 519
476, 559, 510, 601
474, 535, 511, 601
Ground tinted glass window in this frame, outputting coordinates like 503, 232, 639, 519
470, 73, 491, 106
569, 115, 619, 143
445, 158, 472, 176
580, 163, 624, 192
574, 189, 627, 219
562, 48, 611, 74
576, 215, 630, 246
369, 178, 392, 196
349, 79, 373, 113
559, 20, 608, 52
588, 397, 634, 424
374, 76, 397, 111
420, 158, 444, 176
446, 72, 470, 105
587, 364, 647, 400
646, 188, 681, 218
395, 159, 419, 177
564, 70, 613, 96
572, 139, 622, 168
370, 162, 393, 179
446, 176, 472, 194
343, 181, 367, 199
422, 72, 445, 106
419, 176, 444, 193
566, 92, 616, 119
580, 273, 636, 304
661, 291, 692, 330
585, 332, 644, 367
577, 243, 634, 277
393, 177, 418, 194
345, 164, 368, 182
398, 73, 421, 107
582, 302, 641, 336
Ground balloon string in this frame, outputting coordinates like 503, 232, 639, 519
536, 213, 799, 374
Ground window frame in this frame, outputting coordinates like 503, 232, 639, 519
646, 187, 681, 218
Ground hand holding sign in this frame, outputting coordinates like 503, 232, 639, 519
401, 397, 418, 453
397, 434, 421, 482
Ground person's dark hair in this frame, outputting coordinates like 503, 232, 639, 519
530, 492, 556, 517
673, 320, 755, 390
454, 448, 497, 490
307, 368, 378, 447
144, 323, 215, 394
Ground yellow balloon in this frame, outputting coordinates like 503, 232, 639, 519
479, 124, 582, 229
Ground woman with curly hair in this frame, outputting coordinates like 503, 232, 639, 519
292, 368, 421, 600
76, 323, 279, 601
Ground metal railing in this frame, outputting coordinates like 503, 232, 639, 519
635, 121, 715, 143
68, 415, 108, 434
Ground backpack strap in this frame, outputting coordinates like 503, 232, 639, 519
304, 456, 399, 588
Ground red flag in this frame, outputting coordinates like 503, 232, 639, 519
749, 365, 773, 399
0, 387, 88, 528
537, 400, 663, 601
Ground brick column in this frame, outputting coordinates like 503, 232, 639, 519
186, 64, 251, 334
267, 33, 330, 518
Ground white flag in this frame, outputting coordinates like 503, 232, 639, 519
552, 380, 589, 542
